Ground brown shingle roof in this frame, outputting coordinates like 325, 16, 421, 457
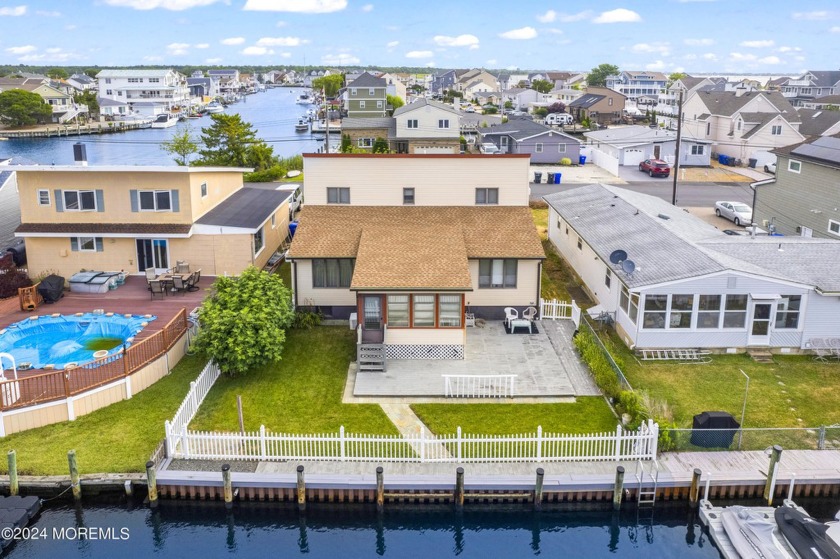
288, 206, 544, 290
16, 223, 192, 235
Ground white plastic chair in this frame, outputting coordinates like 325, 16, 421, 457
522, 306, 538, 322
504, 307, 518, 328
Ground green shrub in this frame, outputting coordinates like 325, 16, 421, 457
560, 157, 572, 166
244, 165, 286, 182
293, 309, 323, 330
616, 391, 647, 430
573, 328, 621, 398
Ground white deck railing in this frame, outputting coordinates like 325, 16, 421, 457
443, 374, 516, 398
540, 298, 581, 327
167, 420, 659, 463
165, 361, 220, 457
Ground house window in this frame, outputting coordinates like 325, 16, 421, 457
643, 294, 668, 329
407, 119, 418, 128
829, 219, 840, 237
412, 295, 436, 327
105, 78, 111, 84
327, 187, 350, 204
669, 294, 694, 328
697, 295, 721, 328
558, 144, 566, 153
475, 188, 498, 205
535, 143, 543, 153
737, 121, 742, 131
106, 89, 113, 95
271, 214, 276, 228
438, 119, 450, 129
775, 295, 801, 329
577, 236, 582, 251
403, 188, 415, 205
604, 267, 611, 289
608, 98, 613, 106
149, 78, 160, 83
618, 285, 639, 323
478, 259, 517, 288
565, 226, 569, 235
200, 182, 207, 197
438, 295, 462, 327
63, 190, 97, 211
139, 190, 172, 211
369, 88, 375, 95
254, 226, 264, 256
723, 294, 748, 328
78, 236, 97, 252
351, 88, 357, 95
38, 189, 50, 206
312, 259, 354, 288
706, 122, 711, 136
376, 101, 383, 108
691, 145, 705, 155
359, 101, 366, 108
387, 295, 410, 327
771, 125, 782, 135
357, 138, 374, 148
788, 160, 801, 173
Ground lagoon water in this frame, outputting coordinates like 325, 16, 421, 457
7, 501, 724, 559
0, 87, 324, 166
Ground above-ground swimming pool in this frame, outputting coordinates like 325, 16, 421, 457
0, 313, 157, 371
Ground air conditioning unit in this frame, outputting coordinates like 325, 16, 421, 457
762, 220, 769, 227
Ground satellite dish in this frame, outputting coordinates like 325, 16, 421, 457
622, 260, 636, 275
609, 249, 627, 264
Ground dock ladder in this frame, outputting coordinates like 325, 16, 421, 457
634, 459, 660, 506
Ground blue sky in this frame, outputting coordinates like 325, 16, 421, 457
1, 0, 838, 74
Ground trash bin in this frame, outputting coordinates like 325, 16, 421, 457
579, 155, 587, 165
748, 158, 757, 169
547, 172, 555, 183
533, 172, 542, 183
718, 154, 730, 165
554, 172, 562, 184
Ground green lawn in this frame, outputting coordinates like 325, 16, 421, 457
412, 398, 618, 436
276, 261, 292, 289
0, 353, 207, 476
190, 327, 397, 435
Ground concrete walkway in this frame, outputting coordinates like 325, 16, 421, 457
380, 403, 452, 459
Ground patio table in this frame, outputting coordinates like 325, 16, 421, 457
509, 318, 533, 334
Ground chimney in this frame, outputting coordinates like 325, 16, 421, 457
734, 84, 747, 98
73, 143, 87, 167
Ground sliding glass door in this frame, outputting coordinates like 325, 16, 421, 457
136, 239, 169, 274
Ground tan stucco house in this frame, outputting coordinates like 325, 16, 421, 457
14, 166, 291, 280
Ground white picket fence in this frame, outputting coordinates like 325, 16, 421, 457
165, 361, 221, 457
167, 420, 659, 463
540, 298, 581, 327
443, 374, 516, 398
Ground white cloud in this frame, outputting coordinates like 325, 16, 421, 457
486, 59, 497, 65
205, 57, 223, 63
777, 46, 801, 53
195, 43, 209, 49
167, 42, 191, 55
546, 28, 564, 35
361, 3, 373, 11
256, 36, 308, 47
792, 10, 832, 20
322, 52, 360, 65
557, 10, 592, 22
243, 0, 347, 13
0, 5, 26, 16
6, 45, 37, 54
433, 34, 479, 48
831, 26, 840, 33
740, 40, 774, 48
729, 52, 757, 62
683, 54, 697, 60
684, 38, 715, 46
425, 61, 436, 68
242, 46, 273, 55
279, 52, 292, 58
405, 50, 433, 58
631, 42, 670, 55
592, 8, 641, 24
702, 53, 718, 61
646, 60, 666, 71
276, 20, 287, 27
386, 40, 399, 48
221, 37, 245, 45
45, 47, 62, 54
537, 9, 556, 23
758, 56, 782, 64
499, 26, 537, 40
36, 10, 62, 17
103, 0, 222, 10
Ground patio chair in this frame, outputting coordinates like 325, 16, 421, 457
522, 306, 538, 322
188, 269, 201, 292
145, 268, 157, 282
172, 276, 188, 295
175, 261, 190, 274
149, 280, 166, 300
504, 307, 518, 329
810, 338, 832, 361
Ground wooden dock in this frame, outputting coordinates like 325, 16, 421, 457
0, 121, 151, 139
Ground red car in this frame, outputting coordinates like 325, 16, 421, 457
639, 159, 671, 178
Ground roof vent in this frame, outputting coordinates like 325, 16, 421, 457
657, 213, 671, 220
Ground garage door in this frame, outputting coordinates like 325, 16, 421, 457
623, 148, 645, 167
413, 146, 455, 154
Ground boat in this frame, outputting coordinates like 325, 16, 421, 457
721, 506, 791, 559
775, 506, 840, 559
310, 119, 341, 134
205, 101, 224, 114
294, 119, 309, 132
150, 114, 178, 129
296, 91, 314, 105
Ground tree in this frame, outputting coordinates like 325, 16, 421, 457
193, 267, 294, 376
312, 74, 344, 97
667, 72, 687, 87
587, 63, 619, 88
73, 90, 99, 117
372, 137, 390, 153
386, 94, 404, 111
46, 68, 68, 80
0, 89, 52, 127
546, 102, 567, 114
504, 101, 513, 109
161, 127, 199, 166
531, 79, 553, 94
195, 114, 276, 170
534, 107, 549, 117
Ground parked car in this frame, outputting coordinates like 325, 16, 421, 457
764, 162, 776, 174
715, 201, 753, 226
479, 142, 499, 154
639, 159, 671, 178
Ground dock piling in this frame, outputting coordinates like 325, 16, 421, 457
7, 450, 18, 496
689, 468, 702, 508
297, 465, 306, 511
376, 466, 384, 512
455, 467, 465, 510
124, 480, 133, 497
534, 468, 544, 510
613, 466, 625, 511
763, 445, 783, 506
222, 464, 233, 509
68, 450, 81, 500
146, 460, 158, 508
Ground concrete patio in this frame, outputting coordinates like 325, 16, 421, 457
352, 320, 600, 399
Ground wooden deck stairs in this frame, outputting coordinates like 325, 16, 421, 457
357, 344, 386, 372
747, 349, 775, 364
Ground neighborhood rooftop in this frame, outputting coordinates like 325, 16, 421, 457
195, 187, 292, 230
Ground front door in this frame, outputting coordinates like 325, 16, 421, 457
653, 145, 661, 159
748, 302, 773, 346
136, 239, 169, 274
362, 295, 384, 343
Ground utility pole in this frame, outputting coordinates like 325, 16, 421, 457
323, 88, 329, 153
671, 89, 683, 206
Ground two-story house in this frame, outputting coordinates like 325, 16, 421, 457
753, 135, 840, 239
345, 72, 388, 118
287, 154, 544, 365
208, 69, 241, 93
781, 71, 840, 107
14, 164, 292, 280
96, 69, 190, 117
605, 71, 668, 102
390, 98, 461, 154
681, 89, 804, 161
0, 78, 84, 124
568, 87, 626, 125
480, 119, 581, 163
66, 74, 96, 92
655, 75, 717, 129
